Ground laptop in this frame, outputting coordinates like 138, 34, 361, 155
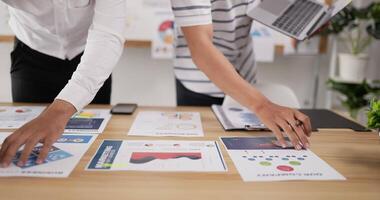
247, 0, 352, 40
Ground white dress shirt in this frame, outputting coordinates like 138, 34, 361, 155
2, 0, 126, 111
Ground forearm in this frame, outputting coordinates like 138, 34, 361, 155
40, 99, 77, 125
188, 37, 270, 112
56, 0, 126, 111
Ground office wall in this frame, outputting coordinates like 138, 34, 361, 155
0, 41, 332, 108
1, 39, 378, 108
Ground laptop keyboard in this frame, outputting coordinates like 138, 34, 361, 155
272, 0, 323, 36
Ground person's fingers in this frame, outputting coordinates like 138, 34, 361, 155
0, 136, 13, 160
36, 139, 55, 164
277, 120, 302, 150
0, 139, 25, 167
294, 111, 312, 136
268, 124, 287, 148
0, 131, 29, 163
288, 119, 310, 149
17, 137, 40, 167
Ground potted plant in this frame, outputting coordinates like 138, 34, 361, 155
367, 99, 380, 135
320, 3, 380, 82
367, 2, 380, 40
327, 79, 380, 119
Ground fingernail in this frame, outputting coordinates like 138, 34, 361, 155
17, 161, 24, 167
282, 144, 287, 148
296, 144, 302, 150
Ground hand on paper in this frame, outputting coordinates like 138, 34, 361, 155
255, 100, 312, 150
179, 24, 312, 150
0, 100, 76, 168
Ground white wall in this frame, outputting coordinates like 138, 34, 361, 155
0, 42, 331, 108
111, 48, 175, 106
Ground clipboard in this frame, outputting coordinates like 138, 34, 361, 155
211, 105, 269, 131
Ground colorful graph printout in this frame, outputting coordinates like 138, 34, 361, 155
0, 133, 97, 178
128, 112, 203, 137
221, 136, 346, 182
65, 109, 111, 134
87, 140, 226, 172
0, 106, 45, 129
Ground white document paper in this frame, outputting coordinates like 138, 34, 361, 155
221, 136, 346, 182
0, 106, 45, 129
151, 11, 174, 59
129, 112, 204, 137
64, 109, 112, 134
125, 0, 171, 40
87, 140, 227, 172
0, 133, 97, 178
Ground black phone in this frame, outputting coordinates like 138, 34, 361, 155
111, 103, 137, 115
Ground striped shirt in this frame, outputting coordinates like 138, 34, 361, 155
171, 0, 257, 97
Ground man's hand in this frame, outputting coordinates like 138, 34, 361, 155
254, 100, 312, 150
0, 99, 76, 167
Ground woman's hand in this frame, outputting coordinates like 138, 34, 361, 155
0, 100, 76, 167
254, 101, 312, 150
180, 24, 312, 149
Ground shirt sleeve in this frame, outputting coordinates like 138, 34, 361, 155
56, 0, 126, 111
171, 0, 212, 27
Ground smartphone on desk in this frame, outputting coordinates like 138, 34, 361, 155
111, 103, 137, 115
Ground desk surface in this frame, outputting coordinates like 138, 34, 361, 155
0, 105, 379, 200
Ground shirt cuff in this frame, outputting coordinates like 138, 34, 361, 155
174, 14, 212, 27
55, 81, 95, 112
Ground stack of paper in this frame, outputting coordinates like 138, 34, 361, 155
87, 140, 227, 172
0, 133, 97, 178
220, 136, 346, 182
129, 111, 204, 137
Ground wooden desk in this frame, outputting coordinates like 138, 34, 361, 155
0, 105, 379, 200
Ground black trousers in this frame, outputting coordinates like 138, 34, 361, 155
176, 79, 224, 106
10, 38, 112, 104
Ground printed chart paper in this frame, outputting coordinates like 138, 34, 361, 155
0, 106, 45, 129
0, 133, 97, 178
221, 136, 346, 182
129, 112, 204, 137
87, 140, 227, 172
151, 12, 174, 59
65, 109, 111, 134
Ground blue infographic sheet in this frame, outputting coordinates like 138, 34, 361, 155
64, 109, 111, 134
0, 133, 97, 178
